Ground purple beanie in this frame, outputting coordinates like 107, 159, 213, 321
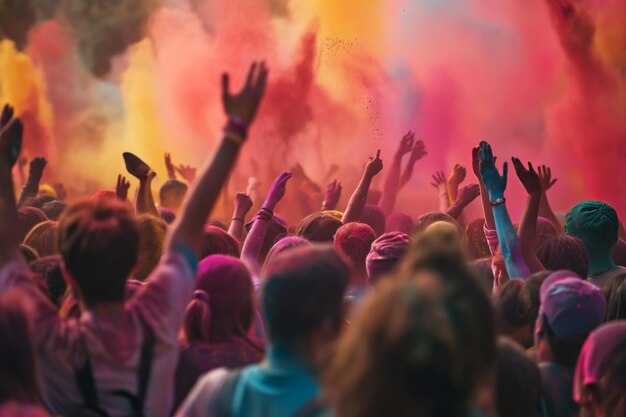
366, 231, 411, 284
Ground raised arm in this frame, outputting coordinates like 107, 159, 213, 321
167, 62, 268, 257
17, 157, 46, 207
447, 164, 466, 203
430, 170, 450, 212
342, 150, 383, 224
228, 192, 253, 241
479, 142, 530, 280
537, 165, 564, 234
241, 171, 291, 276
0, 105, 24, 266
115, 175, 131, 202
321, 180, 342, 211
472, 146, 496, 231
446, 183, 480, 220
399, 139, 427, 189
512, 157, 545, 273
123, 152, 159, 218
380, 131, 414, 216
165, 153, 177, 180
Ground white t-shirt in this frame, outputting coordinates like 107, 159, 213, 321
0, 250, 195, 417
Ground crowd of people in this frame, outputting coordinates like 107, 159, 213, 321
0, 61, 625, 417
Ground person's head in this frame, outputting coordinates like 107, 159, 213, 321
326, 260, 495, 417
201, 225, 241, 259
261, 245, 350, 360
244, 213, 287, 263
494, 279, 533, 348
17, 206, 47, 243
471, 257, 495, 290
262, 236, 310, 276
158, 207, 176, 225
159, 179, 188, 212
574, 322, 626, 417
0, 290, 40, 405
565, 201, 618, 262
296, 211, 343, 243
495, 338, 541, 417
611, 238, 626, 267
333, 222, 376, 273
536, 234, 589, 278
41, 200, 66, 221
358, 204, 386, 237
183, 255, 256, 344
535, 271, 606, 367
58, 199, 139, 307
466, 218, 491, 260
491, 251, 510, 289
19, 245, 39, 263
90, 190, 116, 201
24, 194, 55, 209
134, 214, 167, 281
604, 273, 626, 322
23, 220, 59, 257
535, 217, 558, 245
365, 231, 410, 285
520, 270, 552, 335
29, 255, 66, 308
385, 212, 413, 235
413, 211, 460, 236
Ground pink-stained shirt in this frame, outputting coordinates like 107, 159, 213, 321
0, 250, 195, 417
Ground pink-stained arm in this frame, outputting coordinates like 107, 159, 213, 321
228, 192, 253, 241
430, 170, 450, 213
446, 183, 479, 220
322, 180, 342, 211
399, 139, 427, 189
342, 150, 383, 224
537, 165, 564, 234
17, 157, 46, 207
136, 171, 160, 218
380, 131, 414, 217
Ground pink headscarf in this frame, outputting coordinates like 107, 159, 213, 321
573, 320, 626, 404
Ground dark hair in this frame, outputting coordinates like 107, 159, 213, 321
359, 204, 386, 236
543, 315, 586, 367
23, 194, 55, 209
296, 212, 343, 243
386, 212, 414, 235
496, 338, 541, 417
41, 200, 67, 221
611, 239, 626, 267
494, 279, 532, 347
23, 220, 59, 257
0, 290, 41, 405
17, 206, 47, 242
58, 199, 139, 306
604, 273, 626, 322
159, 179, 188, 212
261, 245, 349, 348
580, 351, 626, 417
334, 222, 376, 271
135, 214, 167, 281
200, 225, 241, 259
19, 244, 39, 263
413, 211, 460, 235
466, 218, 491, 260
520, 270, 552, 334
29, 255, 67, 307
470, 257, 495, 290
262, 236, 311, 276
536, 235, 589, 278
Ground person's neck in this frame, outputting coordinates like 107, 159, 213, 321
588, 253, 616, 276
266, 342, 314, 373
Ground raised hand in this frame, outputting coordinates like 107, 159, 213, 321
430, 170, 447, 190
478, 141, 507, 201
176, 164, 197, 184
365, 150, 383, 178
449, 164, 466, 187
397, 131, 415, 157
263, 171, 292, 210
457, 183, 480, 205
234, 192, 253, 217
410, 139, 427, 162
222, 61, 269, 126
116, 175, 131, 201
322, 179, 342, 211
165, 153, 176, 180
28, 157, 47, 182
537, 165, 558, 192
512, 158, 541, 195
0, 104, 23, 167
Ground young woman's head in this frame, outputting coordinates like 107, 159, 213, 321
23, 220, 58, 258
333, 222, 376, 273
200, 225, 241, 259
604, 273, 626, 322
536, 234, 589, 278
183, 255, 255, 344
296, 212, 343, 243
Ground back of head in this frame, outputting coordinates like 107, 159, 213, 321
536, 217, 558, 244
261, 245, 349, 348
18, 206, 47, 243
20, 245, 39, 263
41, 200, 66, 221
135, 214, 167, 281
262, 236, 310, 276
604, 273, 626, 322
413, 211, 460, 236
0, 290, 39, 404
184, 255, 254, 343
611, 238, 626, 267
334, 223, 376, 271
496, 338, 541, 417
365, 231, 410, 285
326, 267, 494, 417
386, 212, 414, 235
520, 270, 552, 335
466, 218, 491, 260
565, 201, 618, 256
201, 225, 241, 259
159, 179, 188, 212
296, 212, 343, 243
25, 194, 55, 209
23, 220, 59, 258
536, 234, 589, 278
470, 257, 495, 290
358, 204, 386, 237
58, 199, 139, 307
29, 255, 66, 307
494, 279, 532, 347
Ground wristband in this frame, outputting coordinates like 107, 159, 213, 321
490, 198, 506, 207
224, 130, 244, 146
225, 117, 249, 139
232, 217, 244, 222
